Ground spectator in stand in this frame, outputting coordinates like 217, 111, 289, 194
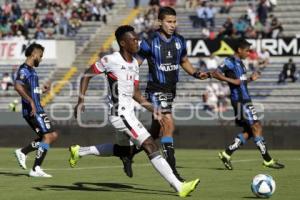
257, 0, 268, 25
198, 57, 207, 71
185, 0, 198, 10
218, 17, 234, 38
220, 0, 234, 14
1, 72, 13, 91
203, 82, 229, 112
41, 8, 56, 28
234, 16, 248, 38
278, 58, 297, 84
56, 11, 69, 36
247, 3, 256, 27
258, 48, 270, 70
193, 2, 207, 28
269, 16, 283, 38
69, 12, 81, 36
34, 26, 46, 39
253, 18, 265, 38
248, 49, 259, 71
206, 3, 217, 28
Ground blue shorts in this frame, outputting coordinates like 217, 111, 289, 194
147, 92, 174, 114
232, 101, 259, 128
24, 112, 54, 136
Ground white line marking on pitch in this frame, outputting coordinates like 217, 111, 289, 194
0, 158, 299, 172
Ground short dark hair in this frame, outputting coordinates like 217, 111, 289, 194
233, 38, 251, 52
25, 43, 44, 57
158, 7, 176, 20
115, 25, 135, 46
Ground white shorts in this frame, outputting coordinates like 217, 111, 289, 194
109, 112, 150, 147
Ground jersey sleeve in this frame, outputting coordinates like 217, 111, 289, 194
91, 58, 106, 74
136, 39, 151, 61
179, 36, 187, 61
217, 58, 234, 73
15, 68, 29, 85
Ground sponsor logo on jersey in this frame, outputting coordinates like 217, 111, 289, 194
240, 74, 247, 81
121, 65, 126, 70
159, 63, 179, 72
175, 42, 181, 50
33, 87, 42, 94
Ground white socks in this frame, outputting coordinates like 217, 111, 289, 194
150, 154, 182, 192
79, 144, 114, 157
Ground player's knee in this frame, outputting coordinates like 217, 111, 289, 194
251, 122, 262, 135
142, 137, 159, 155
47, 131, 58, 142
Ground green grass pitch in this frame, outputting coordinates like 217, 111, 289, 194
0, 148, 299, 200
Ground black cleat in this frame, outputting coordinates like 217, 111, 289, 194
120, 156, 133, 178
218, 151, 233, 170
263, 159, 285, 169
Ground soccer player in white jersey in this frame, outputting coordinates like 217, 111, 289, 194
70, 25, 200, 197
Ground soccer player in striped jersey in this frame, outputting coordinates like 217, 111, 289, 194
124, 6, 207, 181
210, 38, 284, 170
14, 43, 58, 177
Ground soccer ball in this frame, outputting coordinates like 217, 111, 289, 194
251, 174, 276, 198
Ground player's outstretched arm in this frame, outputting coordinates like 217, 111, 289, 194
180, 56, 208, 79
74, 67, 98, 118
14, 82, 36, 116
211, 70, 241, 86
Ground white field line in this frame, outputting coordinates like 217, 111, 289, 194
1, 158, 299, 172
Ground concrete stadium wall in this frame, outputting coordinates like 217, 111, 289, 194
1, 125, 299, 149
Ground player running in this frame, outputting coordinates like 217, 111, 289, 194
70, 25, 200, 197
14, 43, 58, 177
121, 6, 207, 181
209, 38, 284, 170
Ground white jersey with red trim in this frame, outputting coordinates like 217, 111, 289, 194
91, 51, 139, 115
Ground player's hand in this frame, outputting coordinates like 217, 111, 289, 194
199, 72, 209, 80
42, 81, 51, 94
74, 102, 85, 119
30, 102, 37, 117
153, 108, 162, 121
250, 71, 261, 81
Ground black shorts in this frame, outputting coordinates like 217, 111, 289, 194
232, 101, 259, 129
24, 112, 54, 136
147, 92, 175, 114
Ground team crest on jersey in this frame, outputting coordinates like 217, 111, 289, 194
121, 65, 126, 70
175, 42, 181, 50
20, 73, 25, 80
166, 51, 173, 59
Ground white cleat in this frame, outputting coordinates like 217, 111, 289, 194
15, 149, 27, 170
29, 166, 52, 178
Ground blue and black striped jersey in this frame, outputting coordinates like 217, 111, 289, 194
218, 56, 251, 102
137, 31, 187, 94
15, 63, 44, 116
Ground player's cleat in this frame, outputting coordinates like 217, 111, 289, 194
174, 171, 185, 182
218, 151, 233, 170
263, 159, 285, 169
120, 156, 133, 178
29, 166, 52, 178
178, 178, 200, 197
69, 145, 80, 168
14, 149, 27, 170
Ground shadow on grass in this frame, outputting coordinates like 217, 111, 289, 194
0, 171, 28, 177
242, 196, 260, 199
33, 182, 176, 196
